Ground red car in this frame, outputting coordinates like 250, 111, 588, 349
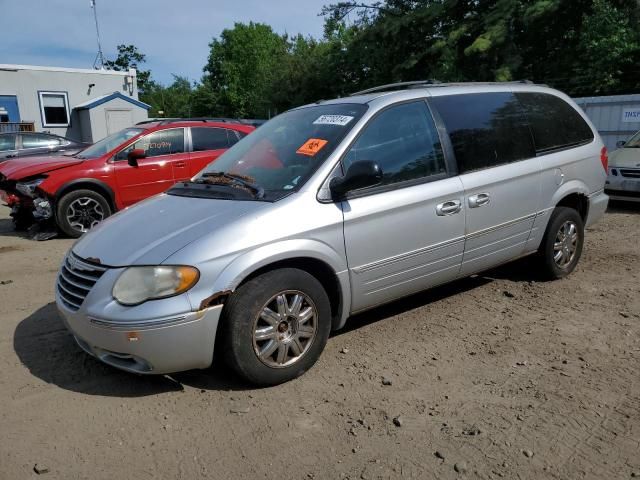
0, 120, 254, 237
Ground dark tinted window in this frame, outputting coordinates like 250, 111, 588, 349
22, 134, 61, 148
40, 93, 69, 126
516, 92, 594, 153
344, 101, 446, 186
432, 92, 535, 173
0, 134, 16, 151
116, 128, 184, 160
191, 127, 230, 151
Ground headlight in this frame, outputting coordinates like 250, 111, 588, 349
112, 266, 199, 306
16, 177, 46, 198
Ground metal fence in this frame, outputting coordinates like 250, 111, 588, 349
0, 122, 35, 133
574, 94, 640, 151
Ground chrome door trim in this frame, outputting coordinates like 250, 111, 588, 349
352, 236, 465, 274
466, 212, 537, 240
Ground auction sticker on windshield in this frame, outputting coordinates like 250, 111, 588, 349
297, 138, 328, 157
313, 115, 354, 126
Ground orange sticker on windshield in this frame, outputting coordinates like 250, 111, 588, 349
296, 138, 328, 157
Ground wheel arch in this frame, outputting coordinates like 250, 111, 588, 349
200, 241, 352, 331
54, 179, 117, 212
550, 180, 590, 221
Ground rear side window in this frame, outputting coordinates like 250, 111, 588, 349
191, 127, 230, 151
516, 92, 594, 153
431, 92, 535, 173
343, 101, 446, 186
21, 134, 61, 148
0, 134, 16, 151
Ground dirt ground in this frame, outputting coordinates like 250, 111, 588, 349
0, 204, 639, 480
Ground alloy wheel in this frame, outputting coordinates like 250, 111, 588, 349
252, 290, 318, 368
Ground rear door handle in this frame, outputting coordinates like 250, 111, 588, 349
436, 199, 462, 216
468, 193, 490, 208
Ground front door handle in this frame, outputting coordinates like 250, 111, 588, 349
468, 192, 490, 208
436, 199, 462, 216
174, 161, 186, 167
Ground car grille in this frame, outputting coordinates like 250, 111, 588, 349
57, 252, 107, 311
620, 169, 640, 178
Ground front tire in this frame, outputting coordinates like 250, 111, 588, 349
220, 268, 332, 386
539, 206, 584, 279
56, 189, 112, 238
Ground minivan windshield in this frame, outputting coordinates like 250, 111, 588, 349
175, 104, 368, 201
624, 130, 640, 148
76, 128, 143, 159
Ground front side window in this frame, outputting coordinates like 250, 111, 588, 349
432, 92, 535, 173
116, 128, 185, 160
343, 101, 446, 186
0, 134, 16, 151
21, 134, 61, 149
77, 128, 143, 159
516, 92, 594, 153
38, 92, 70, 127
191, 127, 230, 151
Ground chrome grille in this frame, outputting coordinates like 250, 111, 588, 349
57, 252, 107, 311
620, 169, 640, 178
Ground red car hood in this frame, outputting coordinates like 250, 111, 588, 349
0, 155, 83, 180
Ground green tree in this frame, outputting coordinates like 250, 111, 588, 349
203, 22, 288, 118
142, 76, 198, 118
105, 44, 153, 94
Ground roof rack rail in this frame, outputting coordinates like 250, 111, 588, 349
350, 80, 441, 96
135, 117, 265, 126
350, 79, 537, 96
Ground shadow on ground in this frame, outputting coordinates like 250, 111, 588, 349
607, 199, 640, 214
14, 257, 541, 397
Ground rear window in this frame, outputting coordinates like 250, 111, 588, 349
431, 92, 535, 173
516, 92, 594, 153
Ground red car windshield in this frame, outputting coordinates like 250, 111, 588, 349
76, 128, 144, 159
193, 103, 368, 199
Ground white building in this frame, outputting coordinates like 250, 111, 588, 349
0, 64, 150, 143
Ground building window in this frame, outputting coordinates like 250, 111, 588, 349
38, 92, 70, 127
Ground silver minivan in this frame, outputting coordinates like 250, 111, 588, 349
56, 81, 609, 385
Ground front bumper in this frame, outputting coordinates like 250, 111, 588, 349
56, 291, 223, 375
605, 170, 640, 202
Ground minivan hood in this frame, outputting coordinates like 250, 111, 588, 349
609, 148, 640, 168
72, 193, 268, 266
0, 155, 83, 179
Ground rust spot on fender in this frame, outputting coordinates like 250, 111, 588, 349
199, 290, 232, 310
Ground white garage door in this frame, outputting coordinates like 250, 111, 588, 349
105, 109, 134, 135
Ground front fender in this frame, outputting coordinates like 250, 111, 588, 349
202, 239, 352, 328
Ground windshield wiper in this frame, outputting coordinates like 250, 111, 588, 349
199, 172, 265, 199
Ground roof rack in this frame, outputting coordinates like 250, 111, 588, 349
350, 79, 536, 96
350, 80, 441, 96
135, 117, 267, 127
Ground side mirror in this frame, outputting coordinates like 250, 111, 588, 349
330, 161, 383, 198
127, 148, 146, 167
616, 140, 626, 149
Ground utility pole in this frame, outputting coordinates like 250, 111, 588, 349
90, 0, 106, 69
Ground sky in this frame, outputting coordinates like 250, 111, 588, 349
0, 0, 337, 85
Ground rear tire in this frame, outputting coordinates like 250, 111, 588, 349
538, 206, 584, 279
220, 268, 332, 386
56, 189, 112, 238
